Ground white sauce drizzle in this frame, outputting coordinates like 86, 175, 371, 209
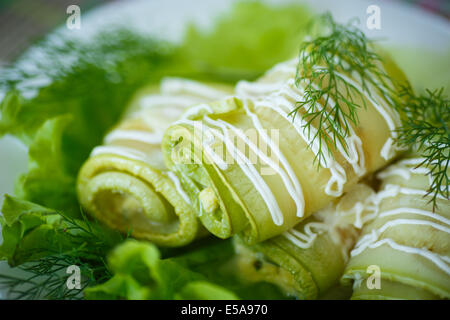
354, 237, 450, 275
240, 102, 305, 217
355, 218, 450, 249
349, 158, 450, 275
199, 117, 285, 225
377, 184, 448, 201
378, 208, 450, 226
178, 86, 308, 222
377, 157, 449, 194
281, 184, 377, 251
283, 222, 329, 249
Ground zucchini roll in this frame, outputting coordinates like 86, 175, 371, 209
342, 156, 450, 299
232, 184, 375, 299
77, 78, 232, 246
162, 54, 407, 243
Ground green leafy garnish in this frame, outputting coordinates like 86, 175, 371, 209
396, 86, 450, 210
291, 13, 396, 167
182, 1, 312, 81
0, 196, 123, 299
84, 240, 238, 300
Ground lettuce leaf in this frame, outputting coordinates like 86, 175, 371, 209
175, 281, 239, 300
0, 194, 64, 265
84, 238, 286, 300
13, 115, 81, 217
1, 30, 183, 217
182, 1, 312, 80
84, 240, 238, 300
0, 195, 122, 267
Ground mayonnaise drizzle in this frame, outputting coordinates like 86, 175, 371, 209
353, 237, 450, 275
377, 184, 448, 201
283, 222, 329, 249
200, 117, 285, 225
349, 158, 450, 275
377, 157, 449, 194
240, 102, 305, 217
281, 184, 377, 251
378, 208, 450, 226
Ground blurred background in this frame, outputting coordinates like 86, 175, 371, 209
0, 0, 449, 66
0, 0, 116, 66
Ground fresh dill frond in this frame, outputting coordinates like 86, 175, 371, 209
290, 13, 395, 167
0, 253, 108, 300
289, 13, 448, 210
396, 86, 450, 211
0, 208, 125, 300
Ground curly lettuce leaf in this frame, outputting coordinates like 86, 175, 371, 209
0, 195, 71, 265
182, 1, 313, 79
175, 281, 239, 300
13, 115, 80, 217
84, 240, 237, 300
0, 195, 122, 268
0, 30, 184, 218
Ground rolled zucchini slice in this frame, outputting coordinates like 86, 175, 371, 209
231, 183, 375, 299
162, 55, 407, 243
342, 156, 450, 299
77, 78, 232, 246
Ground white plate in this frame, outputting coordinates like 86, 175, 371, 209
0, 0, 449, 299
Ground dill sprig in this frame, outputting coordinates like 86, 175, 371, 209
396, 86, 450, 210
290, 13, 394, 166
0, 209, 125, 300
0, 253, 108, 300
290, 13, 448, 209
